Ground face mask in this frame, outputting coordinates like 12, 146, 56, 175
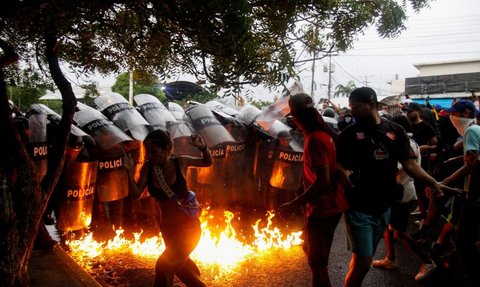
449, 115, 474, 136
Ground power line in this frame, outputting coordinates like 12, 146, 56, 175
340, 51, 479, 56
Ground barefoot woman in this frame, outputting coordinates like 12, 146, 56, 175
124, 130, 212, 287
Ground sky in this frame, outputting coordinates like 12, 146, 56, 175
69, 0, 480, 103
301, 0, 480, 101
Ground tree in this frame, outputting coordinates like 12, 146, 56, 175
334, 80, 357, 98
179, 91, 218, 106
5, 64, 54, 111
111, 71, 166, 101
250, 99, 274, 110
0, 0, 431, 285
80, 82, 101, 107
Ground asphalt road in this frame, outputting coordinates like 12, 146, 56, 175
68, 218, 466, 287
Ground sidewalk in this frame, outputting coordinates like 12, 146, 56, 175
28, 245, 103, 287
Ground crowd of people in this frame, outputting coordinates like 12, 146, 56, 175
9, 87, 480, 287
278, 88, 479, 287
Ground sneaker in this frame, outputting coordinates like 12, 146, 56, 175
372, 257, 397, 270
410, 207, 421, 216
415, 262, 437, 281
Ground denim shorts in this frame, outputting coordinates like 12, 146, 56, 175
344, 209, 391, 257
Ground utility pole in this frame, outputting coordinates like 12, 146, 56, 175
362, 75, 373, 87
311, 51, 316, 99
327, 54, 333, 100
310, 27, 318, 99
128, 70, 134, 105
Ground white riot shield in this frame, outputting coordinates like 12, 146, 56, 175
95, 92, 150, 140
134, 94, 176, 131
57, 161, 98, 231
269, 121, 303, 151
185, 105, 235, 148
168, 102, 186, 121
206, 100, 239, 118
74, 102, 132, 150
30, 103, 94, 143
255, 96, 290, 131
166, 102, 201, 157
29, 113, 48, 184
236, 104, 261, 125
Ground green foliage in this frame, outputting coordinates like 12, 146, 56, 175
176, 91, 218, 106
249, 99, 273, 110
5, 64, 54, 111
334, 81, 357, 98
79, 82, 100, 107
38, 100, 63, 114
1, 0, 432, 94
111, 71, 166, 101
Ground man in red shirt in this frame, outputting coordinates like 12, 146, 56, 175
278, 93, 348, 287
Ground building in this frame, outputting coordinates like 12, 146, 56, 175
404, 58, 480, 108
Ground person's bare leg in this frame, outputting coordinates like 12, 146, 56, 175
398, 231, 432, 264
311, 266, 332, 287
175, 258, 206, 287
345, 253, 372, 287
385, 228, 395, 260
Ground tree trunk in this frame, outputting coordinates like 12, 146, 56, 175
0, 25, 76, 286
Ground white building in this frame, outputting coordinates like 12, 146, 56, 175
405, 58, 480, 100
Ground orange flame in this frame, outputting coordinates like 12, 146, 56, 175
66, 209, 303, 275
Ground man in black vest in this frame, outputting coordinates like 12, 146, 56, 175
337, 87, 451, 287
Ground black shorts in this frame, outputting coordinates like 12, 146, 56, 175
389, 201, 416, 232
303, 213, 342, 267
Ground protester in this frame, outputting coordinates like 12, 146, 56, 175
438, 100, 480, 286
338, 109, 354, 132
278, 93, 348, 287
403, 102, 438, 221
372, 114, 437, 282
124, 130, 212, 287
337, 87, 452, 287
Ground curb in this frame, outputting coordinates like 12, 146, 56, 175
52, 245, 103, 287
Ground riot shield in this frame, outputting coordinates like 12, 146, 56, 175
185, 105, 235, 148
74, 102, 132, 150
194, 145, 227, 206
236, 104, 261, 125
95, 92, 151, 140
91, 144, 129, 203
167, 102, 201, 157
195, 145, 227, 184
168, 102, 187, 121
206, 100, 239, 118
255, 96, 290, 131
134, 94, 176, 131
30, 103, 95, 144
29, 113, 48, 184
57, 161, 98, 231
269, 147, 303, 190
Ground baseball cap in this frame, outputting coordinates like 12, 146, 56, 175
288, 93, 314, 115
403, 102, 422, 112
349, 87, 378, 104
445, 99, 478, 114
438, 109, 450, 117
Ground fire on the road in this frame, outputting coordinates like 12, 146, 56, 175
66, 209, 303, 274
